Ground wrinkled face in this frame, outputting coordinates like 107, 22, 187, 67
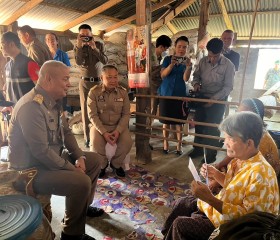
208, 50, 221, 65
223, 132, 248, 159
101, 68, 119, 89
45, 34, 58, 50
17, 31, 30, 46
174, 40, 188, 56
49, 66, 70, 100
0, 38, 12, 57
221, 32, 234, 49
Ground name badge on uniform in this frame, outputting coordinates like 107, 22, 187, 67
115, 97, 123, 102
98, 95, 105, 102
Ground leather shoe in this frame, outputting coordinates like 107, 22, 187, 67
61, 232, 96, 240
84, 140, 90, 148
163, 149, 169, 154
87, 206, 104, 217
99, 162, 109, 178
176, 150, 183, 155
110, 162, 125, 177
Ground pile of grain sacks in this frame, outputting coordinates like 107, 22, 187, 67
66, 32, 128, 97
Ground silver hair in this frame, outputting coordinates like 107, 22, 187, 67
219, 112, 264, 148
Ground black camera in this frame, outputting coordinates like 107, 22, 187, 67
174, 56, 187, 64
80, 36, 93, 42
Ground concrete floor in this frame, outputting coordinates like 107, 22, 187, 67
51, 110, 280, 240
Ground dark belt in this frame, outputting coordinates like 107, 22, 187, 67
81, 77, 100, 82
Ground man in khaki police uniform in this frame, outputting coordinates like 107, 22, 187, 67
8, 61, 103, 240
75, 24, 108, 148
87, 65, 132, 178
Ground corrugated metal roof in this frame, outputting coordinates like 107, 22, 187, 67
17, 4, 81, 30
0, 0, 25, 23
225, 0, 280, 13
44, 0, 107, 13
0, 0, 280, 39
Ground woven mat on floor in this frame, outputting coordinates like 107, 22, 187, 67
92, 164, 191, 240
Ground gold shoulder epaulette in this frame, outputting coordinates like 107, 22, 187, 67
33, 94, 43, 104
92, 85, 99, 90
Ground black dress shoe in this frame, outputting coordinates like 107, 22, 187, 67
99, 162, 109, 178
61, 232, 96, 240
87, 206, 104, 217
163, 149, 169, 154
110, 162, 125, 177
84, 140, 90, 148
176, 150, 183, 155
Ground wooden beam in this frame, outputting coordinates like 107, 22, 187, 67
104, 0, 176, 33
2, 0, 43, 25
198, 0, 210, 42
56, 0, 124, 32
166, 22, 177, 34
151, 0, 196, 32
217, 0, 234, 30
135, 0, 152, 163
174, 10, 280, 21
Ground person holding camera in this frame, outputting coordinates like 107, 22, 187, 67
74, 24, 108, 148
158, 36, 192, 155
189, 38, 235, 163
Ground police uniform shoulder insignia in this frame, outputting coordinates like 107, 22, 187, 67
33, 94, 43, 104
92, 85, 100, 91
118, 85, 127, 91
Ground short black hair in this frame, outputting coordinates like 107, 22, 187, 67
102, 64, 118, 73
17, 25, 36, 38
2, 31, 21, 49
175, 36, 189, 45
156, 35, 172, 48
78, 24, 92, 32
206, 38, 223, 54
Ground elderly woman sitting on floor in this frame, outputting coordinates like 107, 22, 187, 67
162, 112, 279, 240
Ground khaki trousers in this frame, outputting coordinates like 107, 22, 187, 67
79, 79, 99, 142
90, 126, 133, 169
32, 151, 101, 236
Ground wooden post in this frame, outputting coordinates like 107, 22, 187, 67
135, 0, 152, 163
197, 0, 211, 42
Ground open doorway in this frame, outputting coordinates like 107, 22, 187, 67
254, 49, 280, 89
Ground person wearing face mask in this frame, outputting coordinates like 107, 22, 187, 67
158, 36, 193, 155
189, 38, 235, 163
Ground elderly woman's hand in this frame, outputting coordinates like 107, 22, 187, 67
200, 164, 225, 187
191, 180, 213, 201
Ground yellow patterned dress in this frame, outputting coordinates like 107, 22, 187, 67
259, 131, 280, 175
198, 151, 279, 228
